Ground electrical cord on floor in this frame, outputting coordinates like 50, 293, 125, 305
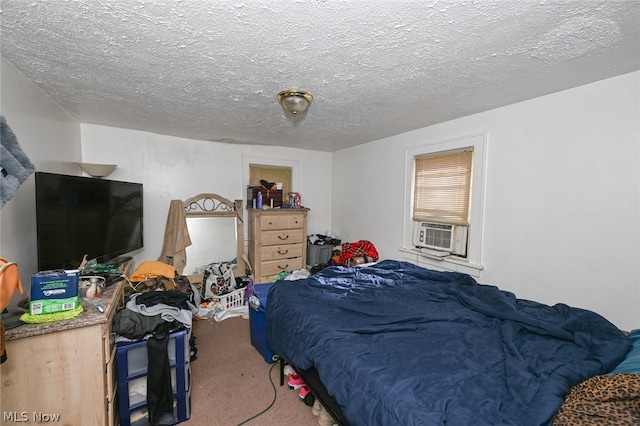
236, 362, 279, 426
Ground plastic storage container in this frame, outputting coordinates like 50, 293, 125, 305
128, 395, 190, 426
249, 283, 278, 364
307, 244, 333, 266
116, 329, 191, 426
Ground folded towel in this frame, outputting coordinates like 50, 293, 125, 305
20, 306, 84, 323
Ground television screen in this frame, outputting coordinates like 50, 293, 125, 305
35, 172, 143, 271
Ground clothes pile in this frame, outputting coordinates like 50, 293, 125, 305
113, 261, 196, 426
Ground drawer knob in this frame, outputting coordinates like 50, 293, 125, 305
277, 249, 289, 255
278, 234, 289, 240
278, 264, 289, 270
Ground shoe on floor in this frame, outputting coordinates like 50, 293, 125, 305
318, 407, 336, 426
287, 373, 305, 389
299, 385, 316, 407
312, 399, 322, 417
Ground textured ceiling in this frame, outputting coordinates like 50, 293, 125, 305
1, 1, 639, 152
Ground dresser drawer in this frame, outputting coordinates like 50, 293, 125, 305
260, 257, 305, 277
260, 228, 305, 246
260, 214, 306, 230
260, 243, 304, 261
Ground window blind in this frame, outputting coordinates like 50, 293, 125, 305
413, 148, 473, 225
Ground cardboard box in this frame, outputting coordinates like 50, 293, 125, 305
30, 270, 79, 315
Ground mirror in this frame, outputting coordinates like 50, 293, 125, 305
181, 193, 246, 277
184, 216, 237, 274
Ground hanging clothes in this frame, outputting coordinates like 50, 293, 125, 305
157, 200, 192, 275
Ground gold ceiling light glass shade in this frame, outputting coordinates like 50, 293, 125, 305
277, 90, 313, 115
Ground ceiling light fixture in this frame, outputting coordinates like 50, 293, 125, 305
277, 90, 313, 115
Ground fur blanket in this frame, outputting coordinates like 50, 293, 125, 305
1, 115, 35, 208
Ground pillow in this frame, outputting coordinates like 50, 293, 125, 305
608, 329, 640, 375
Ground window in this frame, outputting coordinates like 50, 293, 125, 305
413, 148, 473, 225
402, 133, 487, 276
412, 148, 473, 257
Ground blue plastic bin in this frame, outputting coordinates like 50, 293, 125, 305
115, 329, 191, 426
249, 283, 278, 364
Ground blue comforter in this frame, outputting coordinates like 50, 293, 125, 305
265, 260, 630, 426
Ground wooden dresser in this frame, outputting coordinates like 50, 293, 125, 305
1, 280, 124, 426
248, 208, 309, 283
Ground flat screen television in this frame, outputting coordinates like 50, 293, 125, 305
35, 172, 143, 271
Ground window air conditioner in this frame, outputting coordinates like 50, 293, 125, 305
413, 221, 467, 256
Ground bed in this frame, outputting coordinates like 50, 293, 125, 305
265, 260, 639, 425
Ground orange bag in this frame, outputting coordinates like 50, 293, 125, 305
1, 258, 24, 364
0, 258, 23, 311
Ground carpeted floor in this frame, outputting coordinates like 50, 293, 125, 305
182, 315, 323, 426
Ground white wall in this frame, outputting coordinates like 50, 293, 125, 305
0, 57, 81, 295
4, 51, 637, 330
332, 71, 640, 330
80, 125, 332, 270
